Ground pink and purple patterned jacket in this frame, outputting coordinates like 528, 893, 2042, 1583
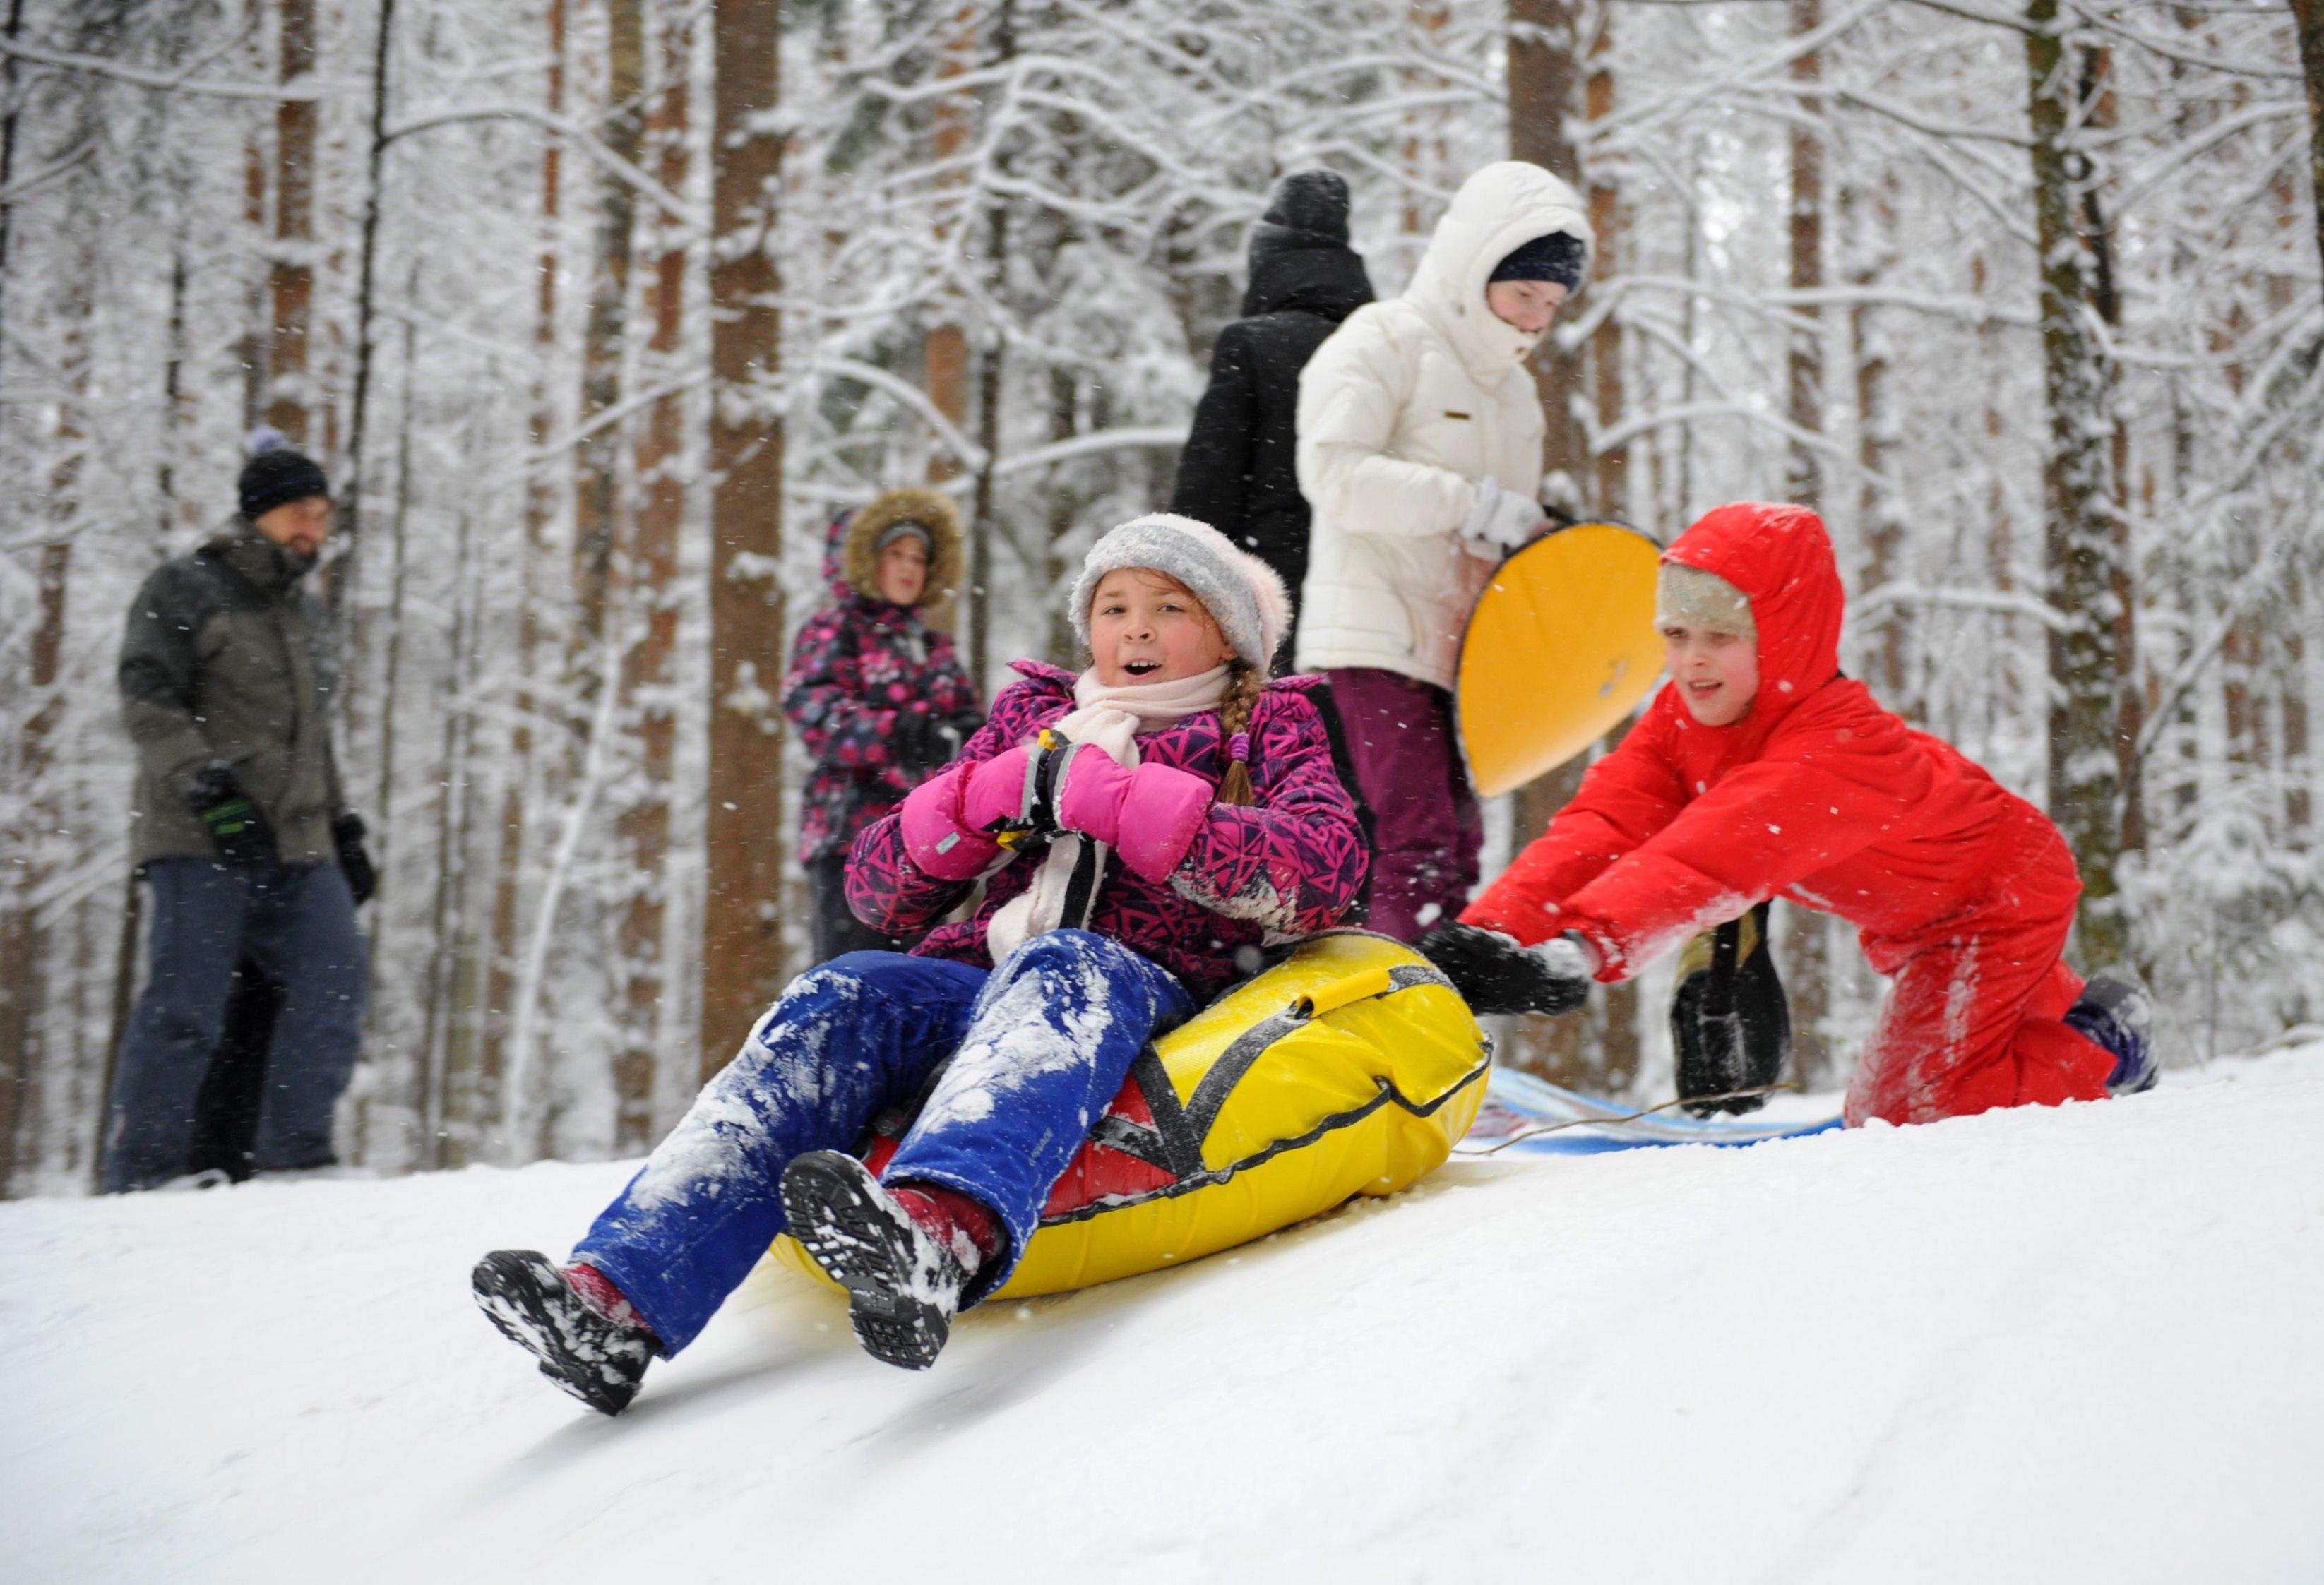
782, 594, 982, 865
846, 660, 1367, 998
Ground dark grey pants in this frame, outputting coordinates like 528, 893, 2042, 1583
103, 859, 368, 1192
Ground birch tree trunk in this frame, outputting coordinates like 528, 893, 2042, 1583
2, 270, 87, 1192
700, 0, 788, 1082
2023, 0, 2126, 964
0, 544, 68, 1193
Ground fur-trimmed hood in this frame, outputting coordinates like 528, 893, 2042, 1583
840, 486, 965, 606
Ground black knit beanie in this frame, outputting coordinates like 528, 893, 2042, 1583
1258, 169, 1352, 244
1489, 232, 1589, 292
238, 440, 330, 522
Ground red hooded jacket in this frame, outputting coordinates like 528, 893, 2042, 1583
1464, 502, 2075, 979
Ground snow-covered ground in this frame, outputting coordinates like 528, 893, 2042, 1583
8, 1047, 2323, 1585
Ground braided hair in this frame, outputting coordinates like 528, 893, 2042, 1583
1215, 659, 1265, 806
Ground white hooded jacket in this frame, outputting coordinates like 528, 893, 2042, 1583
1292, 162, 1592, 690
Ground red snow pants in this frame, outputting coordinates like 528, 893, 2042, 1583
1843, 823, 2116, 1127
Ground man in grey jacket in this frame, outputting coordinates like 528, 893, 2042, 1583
103, 441, 375, 1192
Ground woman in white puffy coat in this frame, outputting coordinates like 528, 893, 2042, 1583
1293, 160, 1592, 941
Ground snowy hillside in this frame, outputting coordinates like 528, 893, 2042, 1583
9, 1048, 2323, 1585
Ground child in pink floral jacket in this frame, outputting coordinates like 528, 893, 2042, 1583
782, 487, 982, 959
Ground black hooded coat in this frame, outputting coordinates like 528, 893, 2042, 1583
1169, 172, 1373, 656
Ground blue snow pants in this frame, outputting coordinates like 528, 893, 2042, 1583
576, 930, 1194, 1354
103, 858, 369, 1193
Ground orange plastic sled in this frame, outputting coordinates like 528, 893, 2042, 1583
1456, 521, 1663, 797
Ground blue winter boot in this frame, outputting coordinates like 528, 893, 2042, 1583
2064, 972, 2157, 1096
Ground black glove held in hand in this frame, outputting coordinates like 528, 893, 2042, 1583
893, 710, 975, 776
1671, 907, 1789, 1116
1417, 923, 1593, 1017
333, 813, 379, 905
188, 763, 278, 867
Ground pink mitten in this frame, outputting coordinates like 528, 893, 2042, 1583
958, 746, 1039, 836
898, 765, 998, 881
1054, 751, 1213, 881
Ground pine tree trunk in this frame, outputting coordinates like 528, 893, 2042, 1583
2023, 0, 2126, 964
965, 0, 1016, 687
1778, 0, 1832, 1089
479, 0, 569, 1154
1506, 0, 1595, 1088
926, 3, 977, 658
1578, 16, 1639, 1091
700, 0, 788, 1082
2292, 0, 2324, 279
613, 8, 690, 1152
571, 0, 648, 713
331, 0, 398, 628
1848, 185, 1905, 705
1508, 0, 1589, 514
266, 0, 318, 443
0, 0, 24, 359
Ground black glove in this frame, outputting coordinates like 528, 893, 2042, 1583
333, 812, 379, 905
893, 710, 976, 776
187, 762, 278, 866
1417, 923, 1593, 1017
1670, 904, 1790, 1116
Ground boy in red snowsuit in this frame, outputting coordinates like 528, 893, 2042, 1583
1422, 501, 2154, 1126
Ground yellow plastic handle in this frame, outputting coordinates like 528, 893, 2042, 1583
1289, 963, 1398, 1022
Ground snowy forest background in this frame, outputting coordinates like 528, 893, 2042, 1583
1, 0, 2318, 1196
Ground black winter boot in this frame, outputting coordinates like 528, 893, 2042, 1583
780, 1150, 970, 1372
472, 1250, 657, 1416
2066, 972, 2158, 1096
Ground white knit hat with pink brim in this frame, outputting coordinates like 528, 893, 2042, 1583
1069, 513, 1292, 676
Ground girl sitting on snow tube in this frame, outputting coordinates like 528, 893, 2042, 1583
473, 514, 1368, 1414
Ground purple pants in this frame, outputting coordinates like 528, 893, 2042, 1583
1323, 668, 1482, 943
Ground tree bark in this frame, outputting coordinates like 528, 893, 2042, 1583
479, 0, 569, 1154
0, 538, 68, 1192
1506, 1, 1645, 1091
331, 0, 398, 624
701, 0, 788, 1082
1577, 15, 1640, 1089
1508, 0, 1590, 513
614, 6, 690, 1151
266, 0, 318, 443
2024, 0, 2126, 964
571, 0, 647, 705
2292, 0, 2324, 280
0, 0, 30, 376
1506, 0, 1594, 1087
1780, 0, 1832, 1087
964, 0, 1015, 688
1, 280, 86, 1192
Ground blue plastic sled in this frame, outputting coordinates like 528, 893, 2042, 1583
1458, 1065, 1842, 1156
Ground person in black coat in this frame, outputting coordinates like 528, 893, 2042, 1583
1170, 169, 1373, 667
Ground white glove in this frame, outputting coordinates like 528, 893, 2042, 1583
1461, 478, 1548, 551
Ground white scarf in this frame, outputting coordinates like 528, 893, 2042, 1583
985, 664, 1230, 961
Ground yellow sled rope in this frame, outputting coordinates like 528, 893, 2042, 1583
1458, 520, 1664, 797
769, 933, 1490, 1302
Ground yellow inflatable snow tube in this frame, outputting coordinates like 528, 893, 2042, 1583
770, 933, 1489, 1302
